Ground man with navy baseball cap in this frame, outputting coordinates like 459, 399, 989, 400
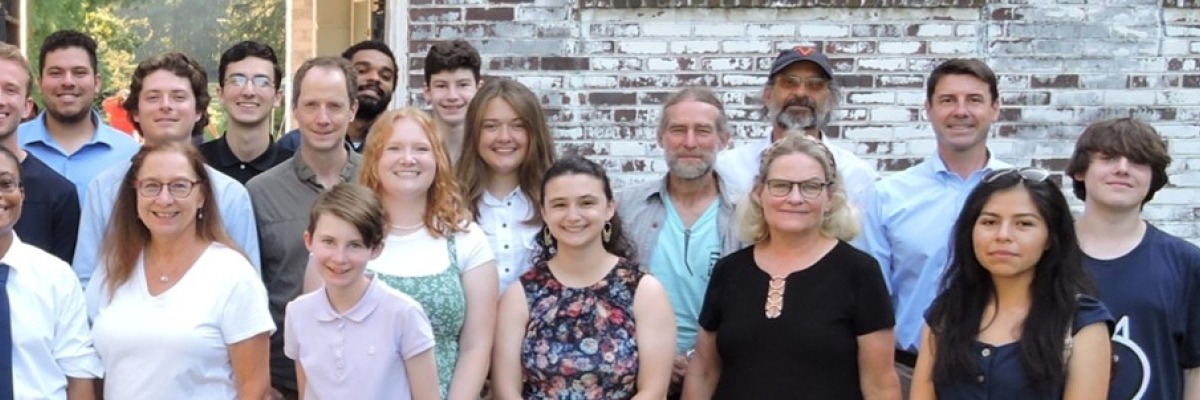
715, 45, 877, 206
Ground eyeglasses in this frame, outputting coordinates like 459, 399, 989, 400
0, 177, 21, 194
136, 179, 200, 199
777, 75, 831, 92
764, 179, 829, 198
983, 167, 1052, 184
224, 74, 274, 89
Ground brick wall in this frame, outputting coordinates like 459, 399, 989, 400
401, 0, 1200, 242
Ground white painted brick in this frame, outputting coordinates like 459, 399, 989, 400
514, 76, 561, 91
722, 41, 773, 53
721, 74, 766, 87
692, 24, 746, 37
896, 92, 927, 107
646, 58, 681, 71
1104, 90, 1157, 105
1192, 41, 1200, 53
1022, 108, 1077, 123
905, 139, 937, 155
1165, 25, 1200, 37
878, 41, 923, 54
842, 126, 893, 141
1157, 91, 1200, 106
870, 108, 913, 122
858, 58, 908, 71
915, 24, 955, 37
928, 41, 977, 54
642, 22, 691, 37
956, 25, 978, 37
618, 41, 668, 54
894, 125, 932, 141
747, 24, 795, 37
848, 92, 896, 105
1157, 125, 1200, 139
797, 24, 851, 38
671, 41, 721, 54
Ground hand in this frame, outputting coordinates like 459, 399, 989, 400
672, 354, 690, 384
265, 388, 286, 400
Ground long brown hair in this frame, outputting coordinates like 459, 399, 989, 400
456, 79, 556, 225
102, 142, 238, 296
358, 107, 470, 238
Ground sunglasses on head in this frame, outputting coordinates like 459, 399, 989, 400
982, 167, 1052, 184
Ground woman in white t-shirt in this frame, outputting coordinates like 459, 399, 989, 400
357, 107, 498, 399
85, 142, 274, 399
455, 79, 557, 294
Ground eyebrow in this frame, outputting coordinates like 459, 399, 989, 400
979, 211, 1043, 219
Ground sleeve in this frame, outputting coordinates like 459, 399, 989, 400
52, 268, 104, 378
283, 301, 299, 360
852, 249, 895, 336
397, 298, 436, 360
220, 257, 276, 344
52, 187, 81, 263
72, 177, 108, 286
697, 253, 733, 332
852, 184, 895, 295
456, 223, 496, 274
221, 182, 262, 273
1072, 295, 1114, 336
1182, 252, 1200, 368
82, 261, 107, 321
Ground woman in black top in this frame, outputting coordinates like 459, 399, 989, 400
683, 136, 900, 399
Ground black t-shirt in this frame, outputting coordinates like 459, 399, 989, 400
698, 241, 894, 400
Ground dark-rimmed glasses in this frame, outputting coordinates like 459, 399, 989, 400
136, 179, 201, 199
983, 167, 1051, 184
765, 179, 829, 198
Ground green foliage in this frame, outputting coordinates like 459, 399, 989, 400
219, 0, 285, 56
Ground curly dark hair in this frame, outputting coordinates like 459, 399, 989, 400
122, 52, 211, 138
423, 39, 481, 85
533, 155, 635, 265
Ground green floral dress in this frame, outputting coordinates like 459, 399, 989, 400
376, 235, 465, 399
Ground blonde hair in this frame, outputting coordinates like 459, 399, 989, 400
357, 107, 469, 238
735, 135, 858, 243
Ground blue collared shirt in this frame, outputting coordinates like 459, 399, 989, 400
856, 151, 1011, 352
18, 110, 141, 201
72, 161, 261, 285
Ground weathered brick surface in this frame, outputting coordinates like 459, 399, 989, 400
400, 1, 1200, 242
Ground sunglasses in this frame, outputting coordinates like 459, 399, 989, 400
982, 167, 1051, 184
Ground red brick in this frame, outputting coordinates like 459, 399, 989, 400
1031, 74, 1079, 88
1184, 74, 1200, 87
589, 92, 637, 106
541, 57, 590, 71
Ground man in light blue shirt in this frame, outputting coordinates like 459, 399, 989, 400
616, 87, 743, 398
857, 59, 1010, 386
18, 30, 140, 201
73, 53, 260, 285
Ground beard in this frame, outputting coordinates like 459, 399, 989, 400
666, 153, 716, 180
46, 104, 90, 124
355, 82, 390, 121
770, 96, 830, 132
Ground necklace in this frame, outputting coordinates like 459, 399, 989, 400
392, 222, 424, 231
159, 274, 171, 283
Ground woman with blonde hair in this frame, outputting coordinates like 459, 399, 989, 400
683, 135, 900, 399
358, 107, 498, 399
456, 79, 556, 294
85, 142, 273, 399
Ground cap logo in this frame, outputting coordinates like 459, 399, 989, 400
794, 46, 815, 56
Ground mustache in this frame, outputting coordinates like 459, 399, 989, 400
783, 96, 817, 111
358, 82, 385, 97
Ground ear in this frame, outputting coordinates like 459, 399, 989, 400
605, 197, 616, 221
475, 79, 484, 89
349, 99, 359, 118
422, 84, 432, 102
22, 97, 33, 119
215, 85, 224, 98
761, 85, 772, 106
303, 230, 314, 252
369, 241, 385, 261
271, 90, 283, 108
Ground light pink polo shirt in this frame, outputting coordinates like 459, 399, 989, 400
284, 277, 435, 400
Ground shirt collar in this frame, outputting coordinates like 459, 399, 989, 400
292, 142, 362, 189
0, 234, 31, 272
210, 134, 290, 171
315, 275, 383, 323
25, 110, 111, 145
926, 149, 1010, 179
644, 170, 740, 206
481, 188, 530, 207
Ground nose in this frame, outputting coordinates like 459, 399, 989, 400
1114, 156, 1130, 173
784, 183, 805, 203
995, 221, 1014, 242
331, 246, 350, 264
682, 129, 700, 148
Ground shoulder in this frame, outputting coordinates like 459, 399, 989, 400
205, 166, 248, 194
287, 289, 325, 312
96, 124, 140, 150
375, 281, 425, 311
829, 241, 881, 268
200, 243, 259, 280
9, 239, 77, 284
21, 156, 74, 193
1144, 224, 1200, 260
246, 160, 296, 194
1073, 295, 1114, 334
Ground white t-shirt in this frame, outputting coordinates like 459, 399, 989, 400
367, 222, 494, 277
85, 242, 275, 399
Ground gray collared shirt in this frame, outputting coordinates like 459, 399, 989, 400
246, 146, 362, 391
615, 172, 745, 270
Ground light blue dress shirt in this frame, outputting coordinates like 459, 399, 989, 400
18, 110, 141, 201
856, 152, 1010, 352
72, 161, 261, 285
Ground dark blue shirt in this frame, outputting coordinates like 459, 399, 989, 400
1086, 224, 1200, 400
933, 295, 1113, 400
16, 154, 80, 263
198, 135, 293, 185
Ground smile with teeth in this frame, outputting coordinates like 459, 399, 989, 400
151, 211, 179, 218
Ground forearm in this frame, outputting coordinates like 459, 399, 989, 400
447, 346, 490, 400
861, 374, 902, 400
66, 377, 97, 400
1184, 367, 1200, 400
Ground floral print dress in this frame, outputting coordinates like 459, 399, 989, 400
520, 258, 644, 399
376, 235, 464, 399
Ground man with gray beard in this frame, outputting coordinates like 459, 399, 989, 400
715, 45, 877, 209
616, 87, 744, 400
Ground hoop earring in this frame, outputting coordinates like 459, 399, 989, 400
602, 221, 613, 244
542, 226, 554, 246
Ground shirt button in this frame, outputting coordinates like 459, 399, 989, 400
504, 245, 509, 249
507, 202, 511, 206
981, 348, 991, 357
239, 164, 246, 170
977, 375, 985, 383
502, 223, 507, 228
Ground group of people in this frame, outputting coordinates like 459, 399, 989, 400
0, 26, 1193, 400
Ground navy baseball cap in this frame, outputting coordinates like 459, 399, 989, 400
769, 45, 833, 79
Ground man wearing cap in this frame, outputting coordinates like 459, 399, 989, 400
857, 58, 1011, 392
715, 45, 877, 206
